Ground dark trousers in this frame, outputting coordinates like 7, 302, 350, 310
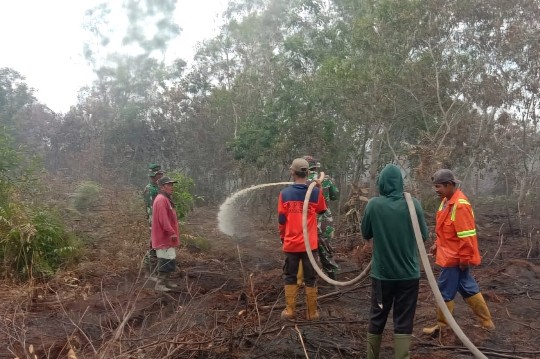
157, 258, 176, 273
283, 251, 318, 287
368, 278, 419, 335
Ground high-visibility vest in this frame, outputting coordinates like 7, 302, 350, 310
435, 189, 481, 267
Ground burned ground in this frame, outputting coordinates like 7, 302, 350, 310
1, 184, 540, 359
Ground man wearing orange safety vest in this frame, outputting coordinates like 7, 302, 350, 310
423, 169, 495, 335
278, 158, 327, 320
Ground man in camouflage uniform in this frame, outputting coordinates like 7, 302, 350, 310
143, 163, 164, 279
304, 156, 340, 280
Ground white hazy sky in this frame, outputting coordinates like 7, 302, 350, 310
0, 0, 227, 113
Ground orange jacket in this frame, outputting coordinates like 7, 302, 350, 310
435, 189, 481, 267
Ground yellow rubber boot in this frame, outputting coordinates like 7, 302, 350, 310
305, 286, 320, 320
297, 261, 304, 287
366, 333, 382, 359
465, 293, 495, 330
422, 300, 454, 335
281, 285, 298, 319
394, 334, 411, 359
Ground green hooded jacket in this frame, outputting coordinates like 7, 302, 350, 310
360, 164, 429, 280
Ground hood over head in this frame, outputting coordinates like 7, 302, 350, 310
377, 164, 404, 198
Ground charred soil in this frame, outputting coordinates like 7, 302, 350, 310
1, 185, 540, 359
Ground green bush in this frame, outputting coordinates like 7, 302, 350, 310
167, 171, 195, 220
181, 234, 211, 252
0, 203, 81, 280
72, 181, 101, 212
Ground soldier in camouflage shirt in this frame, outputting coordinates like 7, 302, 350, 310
304, 156, 340, 280
143, 163, 164, 279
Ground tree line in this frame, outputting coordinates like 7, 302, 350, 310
2, 0, 539, 206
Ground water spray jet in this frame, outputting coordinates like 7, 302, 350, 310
217, 182, 292, 237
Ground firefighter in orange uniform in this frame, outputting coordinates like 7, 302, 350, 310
278, 158, 327, 320
423, 169, 495, 334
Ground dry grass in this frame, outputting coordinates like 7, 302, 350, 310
2, 173, 540, 358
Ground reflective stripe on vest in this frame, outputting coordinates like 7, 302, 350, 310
457, 228, 477, 238
450, 199, 474, 221
438, 201, 445, 211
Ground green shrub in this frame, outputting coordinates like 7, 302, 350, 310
181, 234, 211, 252
0, 203, 81, 280
167, 171, 195, 220
72, 181, 101, 212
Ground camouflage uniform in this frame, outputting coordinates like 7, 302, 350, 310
143, 164, 164, 276
306, 158, 340, 279
143, 182, 159, 225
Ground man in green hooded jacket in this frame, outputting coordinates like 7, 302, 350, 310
360, 164, 429, 359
